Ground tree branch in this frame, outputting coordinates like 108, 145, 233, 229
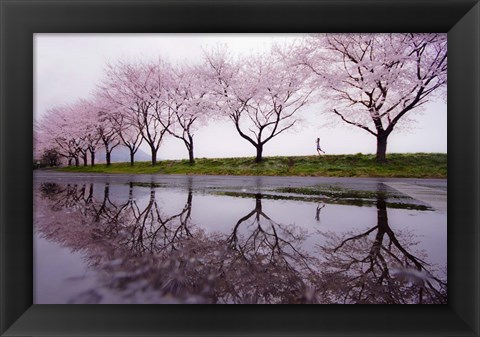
333, 109, 377, 136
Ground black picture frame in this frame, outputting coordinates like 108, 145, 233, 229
0, 0, 478, 336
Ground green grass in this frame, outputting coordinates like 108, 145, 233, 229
56, 153, 447, 178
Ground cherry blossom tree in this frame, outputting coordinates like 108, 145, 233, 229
73, 99, 103, 166
40, 149, 61, 167
36, 104, 88, 166
34, 121, 60, 165
165, 64, 214, 164
295, 33, 447, 162
102, 102, 143, 166
100, 60, 174, 165
37, 98, 119, 167
94, 102, 121, 166
204, 47, 313, 163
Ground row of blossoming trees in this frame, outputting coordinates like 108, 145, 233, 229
35, 33, 447, 166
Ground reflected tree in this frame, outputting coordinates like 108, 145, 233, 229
120, 184, 194, 254
39, 182, 94, 212
227, 193, 309, 267
220, 193, 318, 303
316, 184, 447, 304
35, 181, 207, 303
34, 181, 446, 304
90, 183, 118, 223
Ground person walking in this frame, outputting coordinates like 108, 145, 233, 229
316, 137, 325, 155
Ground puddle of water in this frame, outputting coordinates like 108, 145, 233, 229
33, 175, 447, 304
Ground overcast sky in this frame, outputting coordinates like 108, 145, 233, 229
34, 34, 447, 160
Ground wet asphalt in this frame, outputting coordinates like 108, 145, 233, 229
34, 171, 447, 212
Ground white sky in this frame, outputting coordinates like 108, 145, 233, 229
34, 34, 447, 160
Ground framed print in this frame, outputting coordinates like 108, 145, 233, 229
1, 0, 479, 336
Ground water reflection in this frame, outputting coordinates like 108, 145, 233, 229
316, 183, 447, 304
223, 193, 317, 303
35, 180, 447, 304
315, 203, 325, 222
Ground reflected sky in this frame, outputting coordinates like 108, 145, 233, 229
34, 174, 447, 304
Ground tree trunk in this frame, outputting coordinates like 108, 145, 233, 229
68, 158, 72, 166
376, 134, 388, 163
188, 147, 194, 164
87, 184, 93, 202
75, 157, 79, 167
83, 154, 88, 166
104, 183, 110, 200
370, 193, 388, 257
188, 135, 195, 164
255, 144, 263, 163
90, 151, 95, 167
151, 148, 157, 166
106, 151, 111, 166
376, 191, 388, 232
128, 182, 133, 200
130, 150, 135, 166
254, 193, 262, 213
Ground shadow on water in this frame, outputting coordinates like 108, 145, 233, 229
35, 180, 446, 304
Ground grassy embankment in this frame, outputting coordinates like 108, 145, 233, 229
57, 153, 447, 178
